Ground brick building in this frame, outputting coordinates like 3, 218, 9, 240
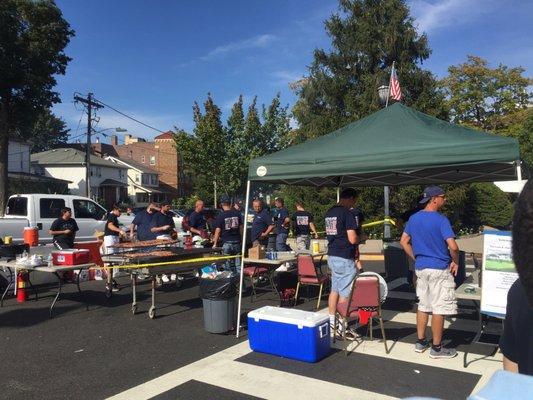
77, 131, 190, 205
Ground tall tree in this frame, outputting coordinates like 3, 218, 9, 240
0, 0, 73, 213
223, 95, 247, 197
441, 56, 532, 168
27, 109, 70, 152
441, 55, 531, 131
292, 0, 446, 140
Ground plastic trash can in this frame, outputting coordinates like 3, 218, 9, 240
199, 276, 238, 333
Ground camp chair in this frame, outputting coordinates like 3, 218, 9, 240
334, 275, 389, 355
294, 254, 328, 309
243, 265, 277, 302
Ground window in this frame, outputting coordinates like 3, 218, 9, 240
141, 155, 145, 163
150, 174, 157, 185
141, 174, 149, 185
39, 198, 65, 219
6, 197, 27, 216
97, 167, 102, 177
73, 199, 106, 220
135, 174, 140, 183
150, 156, 156, 165
136, 193, 149, 203
118, 169, 124, 179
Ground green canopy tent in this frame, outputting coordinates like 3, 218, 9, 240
236, 103, 521, 337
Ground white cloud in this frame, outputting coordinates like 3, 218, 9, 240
202, 34, 277, 60
270, 70, 304, 86
409, 0, 498, 33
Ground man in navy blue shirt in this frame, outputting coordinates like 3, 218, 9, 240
188, 199, 208, 238
150, 202, 176, 238
250, 199, 274, 247
212, 196, 243, 272
325, 188, 358, 335
400, 185, 459, 359
129, 202, 159, 241
292, 201, 318, 250
274, 197, 291, 251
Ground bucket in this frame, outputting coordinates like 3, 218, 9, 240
4, 236, 12, 245
311, 240, 320, 253
23, 227, 39, 247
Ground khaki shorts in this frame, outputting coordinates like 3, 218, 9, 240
415, 268, 457, 315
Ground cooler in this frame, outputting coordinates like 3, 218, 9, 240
248, 306, 330, 362
52, 249, 90, 266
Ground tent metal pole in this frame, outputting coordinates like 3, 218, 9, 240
236, 179, 251, 338
517, 161, 522, 181
384, 186, 391, 239
336, 186, 340, 202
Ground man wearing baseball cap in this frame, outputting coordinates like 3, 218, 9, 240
400, 185, 460, 359
212, 195, 243, 273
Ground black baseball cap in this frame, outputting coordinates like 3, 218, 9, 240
419, 186, 445, 203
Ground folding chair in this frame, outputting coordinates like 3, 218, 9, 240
334, 275, 389, 355
243, 265, 277, 302
294, 254, 328, 309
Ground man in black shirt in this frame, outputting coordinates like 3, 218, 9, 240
103, 205, 125, 291
500, 180, 533, 375
49, 207, 79, 249
212, 196, 243, 272
292, 201, 318, 251
325, 188, 358, 335
150, 202, 176, 239
188, 200, 208, 238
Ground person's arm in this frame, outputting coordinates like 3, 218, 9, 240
400, 232, 415, 261
446, 237, 459, 276
309, 222, 318, 238
503, 356, 519, 373
129, 224, 136, 239
347, 229, 357, 245
151, 224, 170, 233
261, 223, 275, 238
212, 227, 222, 248
49, 220, 70, 236
107, 220, 125, 236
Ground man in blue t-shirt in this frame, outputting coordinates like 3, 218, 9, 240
274, 197, 291, 251
212, 195, 243, 272
292, 201, 318, 250
400, 185, 459, 359
325, 188, 358, 336
250, 199, 274, 247
129, 202, 158, 241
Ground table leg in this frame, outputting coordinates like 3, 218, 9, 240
27, 272, 38, 302
1, 267, 14, 307
50, 272, 62, 318
131, 273, 137, 315
148, 275, 156, 319
76, 269, 82, 294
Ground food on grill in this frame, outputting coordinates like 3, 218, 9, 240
123, 250, 176, 259
109, 239, 178, 249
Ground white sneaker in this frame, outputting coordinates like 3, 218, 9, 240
161, 274, 170, 283
170, 274, 177, 281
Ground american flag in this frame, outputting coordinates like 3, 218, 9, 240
389, 66, 402, 101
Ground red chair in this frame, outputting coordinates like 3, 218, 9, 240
295, 254, 328, 309
243, 265, 277, 302
334, 275, 389, 355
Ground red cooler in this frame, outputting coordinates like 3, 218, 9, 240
52, 249, 91, 266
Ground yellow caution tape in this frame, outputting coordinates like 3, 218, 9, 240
92, 254, 241, 270
315, 218, 397, 234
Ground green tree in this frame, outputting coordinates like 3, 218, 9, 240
441, 56, 531, 132
464, 183, 514, 230
498, 108, 533, 170
27, 109, 70, 152
0, 0, 73, 213
292, 0, 446, 140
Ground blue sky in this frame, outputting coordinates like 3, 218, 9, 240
53, 0, 533, 143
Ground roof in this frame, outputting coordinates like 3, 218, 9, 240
154, 131, 174, 140
8, 171, 71, 184
248, 103, 520, 186
100, 178, 128, 187
31, 148, 128, 169
105, 156, 158, 174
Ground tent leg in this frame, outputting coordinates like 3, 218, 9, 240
384, 186, 391, 240
517, 161, 522, 181
236, 180, 252, 338
336, 186, 340, 202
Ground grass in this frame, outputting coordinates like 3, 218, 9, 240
485, 258, 515, 272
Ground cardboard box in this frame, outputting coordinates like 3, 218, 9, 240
248, 245, 265, 260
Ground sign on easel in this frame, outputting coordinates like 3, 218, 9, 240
480, 230, 518, 318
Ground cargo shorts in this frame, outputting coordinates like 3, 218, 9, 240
415, 268, 457, 315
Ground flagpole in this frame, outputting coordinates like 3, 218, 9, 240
385, 61, 395, 108
383, 61, 395, 241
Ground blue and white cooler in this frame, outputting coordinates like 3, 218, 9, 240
248, 306, 331, 363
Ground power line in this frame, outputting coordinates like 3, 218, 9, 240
94, 98, 166, 134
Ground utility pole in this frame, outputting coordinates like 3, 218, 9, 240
74, 93, 103, 198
